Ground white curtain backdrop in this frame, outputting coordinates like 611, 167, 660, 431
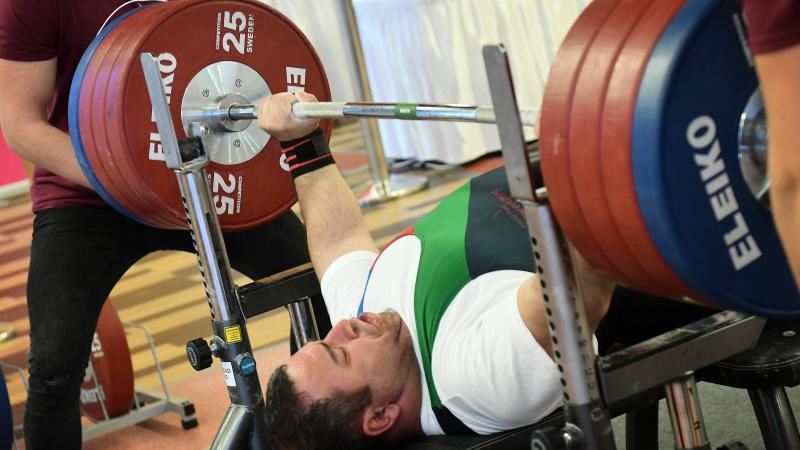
353, 0, 588, 163
261, 0, 361, 102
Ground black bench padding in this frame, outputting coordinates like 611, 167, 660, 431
698, 319, 800, 389
396, 410, 564, 449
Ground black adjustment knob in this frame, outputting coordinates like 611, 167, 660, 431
186, 338, 213, 371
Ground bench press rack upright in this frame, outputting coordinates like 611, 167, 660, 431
483, 44, 766, 450
139, 52, 302, 449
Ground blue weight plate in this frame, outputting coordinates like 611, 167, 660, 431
68, 8, 146, 224
632, 0, 800, 316
0, 375, 11, 450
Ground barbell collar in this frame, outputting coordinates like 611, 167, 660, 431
218, 102, 538, 128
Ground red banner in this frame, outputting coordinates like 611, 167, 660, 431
0, 127, 26, 186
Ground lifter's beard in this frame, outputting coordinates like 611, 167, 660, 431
379, 310, 420, 378
398, 323, 419, 376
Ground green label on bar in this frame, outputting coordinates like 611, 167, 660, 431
395, 103, 418, 120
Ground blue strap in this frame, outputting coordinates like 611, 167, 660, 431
356, 268, 373, 316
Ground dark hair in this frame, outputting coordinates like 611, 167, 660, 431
265, 365, 385, 450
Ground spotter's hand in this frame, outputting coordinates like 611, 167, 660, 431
257, 91, 320, 142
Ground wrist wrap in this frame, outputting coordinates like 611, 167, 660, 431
280, 128, 334, 178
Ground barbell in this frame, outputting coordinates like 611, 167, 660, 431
189, 101, 539, 133
68, 0, 799, 316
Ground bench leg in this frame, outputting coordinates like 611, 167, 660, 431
665, 374, 711, 450
287, 297, 320, 351
748, 386, 800, 450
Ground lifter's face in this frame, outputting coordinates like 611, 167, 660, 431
285, 311, 415, 404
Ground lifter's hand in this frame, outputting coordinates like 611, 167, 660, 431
258, 91, 320, 141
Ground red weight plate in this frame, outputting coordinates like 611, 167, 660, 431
81, 7, 177, 228
78, 11, 162, 227
568, 0, 657, 291
81, 7, 180, 228
540, 0, 628, 281
80, 300, 134, 421
600, 0, 697, 299
91, 6, 182, 228
111, 0, 331, 230
109, 5, 194, 229
89, 8, 170, 227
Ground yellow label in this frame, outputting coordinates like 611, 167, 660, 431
224, 326, 242, 343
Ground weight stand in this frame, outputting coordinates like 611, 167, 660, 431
82, 321, 197, 441
140, 52, 277, 449
2, 321, 196, 444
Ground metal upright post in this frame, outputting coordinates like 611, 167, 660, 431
340, 0, 428, 207
664, 373, 711, 450
483, 44, 616, 450
287, 297, 320, 347
140, 53, 267, 449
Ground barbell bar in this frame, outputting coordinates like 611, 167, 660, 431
187, 101, 539, 134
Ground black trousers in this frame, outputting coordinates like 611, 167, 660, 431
23, 205, 327, 449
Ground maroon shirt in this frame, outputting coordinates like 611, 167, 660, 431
0, 0, 134, 212
742, 0, 800, 53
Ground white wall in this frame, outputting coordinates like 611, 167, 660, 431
354, 0, 587, 163
261, 0, 361, 102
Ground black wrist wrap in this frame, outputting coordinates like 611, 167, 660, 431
280, 128, 334, 178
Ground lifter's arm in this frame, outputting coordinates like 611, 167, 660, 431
258, 92, 378, 279
517, 254, 614, 359
0, 58, 90, 187
754, 45, 800, 287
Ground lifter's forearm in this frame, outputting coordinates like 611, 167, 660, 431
294, 166, 378, 279
259, 91, 378, 277
517, 255, 614, 360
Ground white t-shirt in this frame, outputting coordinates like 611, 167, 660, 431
320, 235, 562, 435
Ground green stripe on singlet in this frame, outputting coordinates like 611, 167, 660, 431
413, 181, 472, 409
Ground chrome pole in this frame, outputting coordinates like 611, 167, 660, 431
340, 0, 428, 207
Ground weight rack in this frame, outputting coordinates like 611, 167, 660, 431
1, 320, 195, 445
